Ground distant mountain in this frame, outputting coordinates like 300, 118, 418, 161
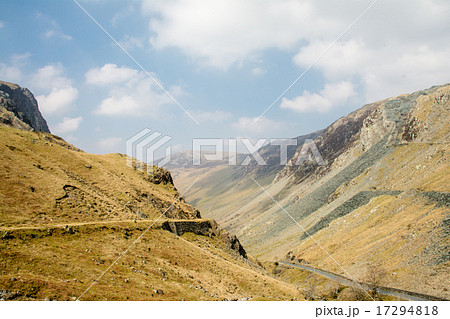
0, 81, 50, 133
168, 129, 324, 219
170, 83, 450, 299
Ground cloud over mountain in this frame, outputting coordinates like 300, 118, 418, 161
86, 64, 178, 117
32, 64, 78, 115
143, 0, 450, 107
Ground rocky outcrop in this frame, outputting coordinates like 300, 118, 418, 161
161, 219, 247, 258
144, 166, 174, 185
0, 95, 34, 131
0, 81, 50, 133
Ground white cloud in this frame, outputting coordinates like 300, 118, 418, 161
0, 57, 78, 117
11, 53, 31, 65
96, 95, 139, 115
0, 53, 31, 83
281, 92, 330, 113
119, 35, 144, 51
36, 12, 72, 41
53, 116, 83, 134
36, 87, 79, 115
85, 63, 138, 86
361, 47, 450, 102
143, 0, 316, 69
111, 4, 137, 27
98, 137, 123, 151
294, 40, 368, 80
143, 0, 449, 70
87, 64, 176, 117
232, 116, 282, 134
142, 0, 450, 104
30, 64, 78, 115
0, 21, 4, 28
0, 65, 22, 83
280, 81, 355, 113
290, 0, 450, 103
92, 76, 172, 116
294, 40, 450, 103
31, 64, 72, 90
44, 29, 72, 40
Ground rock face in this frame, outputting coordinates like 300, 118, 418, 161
243, 129, 325, 181
0, 81, 50, 133
161, 219, 247, 258
145, 166, 175, 185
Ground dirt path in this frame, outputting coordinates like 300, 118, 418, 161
0, 218, 211, 232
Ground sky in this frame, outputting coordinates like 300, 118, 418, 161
1, 0, 449, 156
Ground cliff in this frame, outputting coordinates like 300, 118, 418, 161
0, 81, 50, 133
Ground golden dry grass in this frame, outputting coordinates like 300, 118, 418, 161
0, 127, 196, 228
0, 222, 300, 300
0, 126, 301, 300
293, 194, 449, 299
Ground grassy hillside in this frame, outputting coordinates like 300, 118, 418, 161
1, 220, 300, 300
0, 126, 300, 300
0, 127, 196, 227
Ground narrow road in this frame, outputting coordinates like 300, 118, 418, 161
0, 219, 154, 231
279, 261, 446, 301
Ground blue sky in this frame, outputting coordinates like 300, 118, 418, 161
1, 0, 449, 155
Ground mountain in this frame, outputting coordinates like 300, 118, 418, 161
168, 130, 324, 221
169, 83, 450, 299
0, 81, 50, 133
0, 82, 299, 300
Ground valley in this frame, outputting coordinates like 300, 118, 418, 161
170, 83, 450, 299
0, 80, 448, 301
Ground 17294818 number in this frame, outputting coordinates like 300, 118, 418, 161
377, 306, 438, 316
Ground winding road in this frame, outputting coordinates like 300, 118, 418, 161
279, 261, 446, 301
